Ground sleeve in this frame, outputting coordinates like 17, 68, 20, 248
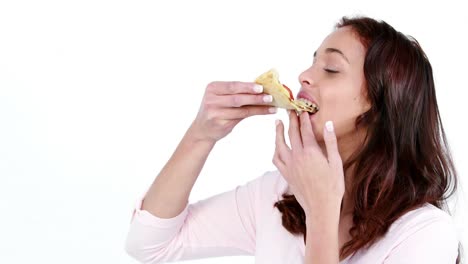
383, 216, 459, 264
124, 172, 267, 264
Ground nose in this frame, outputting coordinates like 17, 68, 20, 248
298, 66, 315, 88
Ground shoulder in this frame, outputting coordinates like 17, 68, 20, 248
382, 204, 459, 262
242, 170, 290, 210
381, 203, 459, 250
256, 170, 289, 197
349, 203, 459, 263
388, 203, 458, 241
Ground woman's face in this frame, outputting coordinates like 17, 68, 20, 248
298, 26, 370, 143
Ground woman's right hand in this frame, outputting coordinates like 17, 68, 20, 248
188, 81, 277, 144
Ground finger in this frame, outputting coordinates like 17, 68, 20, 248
299, 111, 319, 149
275, 119, 291, 154
214, 93, 273, 107
220, 105, 278, 120
273, 120, 290, 170
323, 121, 342, 167
287, 110, 303, 149
272, 150, 287, 173
207, 81, 263, 95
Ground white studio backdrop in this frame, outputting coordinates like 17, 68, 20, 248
0, 0, 466, 263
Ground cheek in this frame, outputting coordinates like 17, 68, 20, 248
320, 86, 360, 119
314, 84, 366, 138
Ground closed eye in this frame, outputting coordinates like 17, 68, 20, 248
324, 69, 339, 74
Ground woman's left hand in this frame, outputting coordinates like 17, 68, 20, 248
273, 110, 345, 221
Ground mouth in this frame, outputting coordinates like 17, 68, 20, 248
296, 92, 319, 114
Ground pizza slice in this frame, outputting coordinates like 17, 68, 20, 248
254, 68, 319, 114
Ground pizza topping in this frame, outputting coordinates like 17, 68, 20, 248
295, 98, 319, 114
282, 84, 294, 100
297, 98, 317, 108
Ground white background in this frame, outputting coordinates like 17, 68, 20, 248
1, 0, 467, 263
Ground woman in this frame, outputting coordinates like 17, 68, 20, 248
125, 16, 461, 263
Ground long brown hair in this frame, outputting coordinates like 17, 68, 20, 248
273, 16, 462, 262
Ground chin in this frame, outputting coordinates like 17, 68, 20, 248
309, 115, 323, 136
313, 130, 325, 143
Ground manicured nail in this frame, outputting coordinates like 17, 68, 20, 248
269, 107, 277, 114
263, 95, 273, 103
325, 121, 334, 132
253, 84, 263, 93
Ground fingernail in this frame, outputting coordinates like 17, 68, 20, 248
275, 119, 280, 126
263, 95, 273, 103
269, 107, 277, 114
253, 84, 263, 93
325, 121, 334, 132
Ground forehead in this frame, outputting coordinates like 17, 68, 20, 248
318, 26, 366, 65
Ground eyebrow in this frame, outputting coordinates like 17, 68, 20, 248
313, 48, 350, 64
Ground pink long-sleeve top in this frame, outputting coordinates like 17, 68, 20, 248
125, 170, 459, 263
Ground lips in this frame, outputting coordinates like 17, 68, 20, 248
296, 91, 319, 108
